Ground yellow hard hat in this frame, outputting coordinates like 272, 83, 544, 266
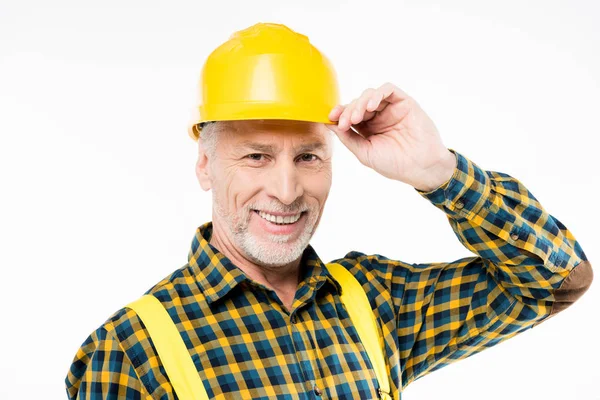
188, 22, 340, 140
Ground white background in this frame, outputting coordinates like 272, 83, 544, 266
1, 0, 599, 399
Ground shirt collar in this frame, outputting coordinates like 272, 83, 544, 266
187, 222, 342, 305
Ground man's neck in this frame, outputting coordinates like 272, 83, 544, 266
208, 222, 302, 296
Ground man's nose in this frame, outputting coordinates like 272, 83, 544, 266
266, 161, 304, 205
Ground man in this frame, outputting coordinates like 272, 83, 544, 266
66, 23, 593, 399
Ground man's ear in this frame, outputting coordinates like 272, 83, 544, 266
195, 144, 212, 191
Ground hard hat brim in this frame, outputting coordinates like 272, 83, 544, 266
188, 102, 337, 141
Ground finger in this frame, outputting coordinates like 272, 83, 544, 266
367, 92, 390, 113
338, 100, 357, 131
372, 82, 410, 106
350, 88, 377, 125
328, 105, 345, 122
327, 123, 368, 158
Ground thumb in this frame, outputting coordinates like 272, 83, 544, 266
326, 124, 369, 160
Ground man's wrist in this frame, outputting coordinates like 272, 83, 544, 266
412, 149, 457, 192
415, 149, 493, 219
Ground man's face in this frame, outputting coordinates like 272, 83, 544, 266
199, 119, 333, 266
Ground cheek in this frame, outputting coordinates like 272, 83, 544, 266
301, 167, 332, 204
219, 166, 264, 211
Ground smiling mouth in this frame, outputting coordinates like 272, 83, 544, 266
253, 210, 305, 225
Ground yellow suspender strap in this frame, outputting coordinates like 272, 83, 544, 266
125, 264, 391, 400
326, 262, 392, 400
126, 295, 209, 400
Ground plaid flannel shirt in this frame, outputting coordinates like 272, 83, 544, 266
65, 149, 593, 399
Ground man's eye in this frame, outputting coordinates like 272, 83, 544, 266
299, 153, 318, 162
247, 153, 264, 161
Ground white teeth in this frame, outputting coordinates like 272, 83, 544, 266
257, 211, 302, 224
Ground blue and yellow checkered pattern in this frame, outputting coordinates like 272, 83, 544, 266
66, 149, 590, 399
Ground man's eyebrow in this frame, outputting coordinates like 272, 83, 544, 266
236, 141, 327, 153
237, 141, 276, 153
297, 142, 327, 153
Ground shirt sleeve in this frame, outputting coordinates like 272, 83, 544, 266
337, 148, 593, 390
394, 148, 594, 387
65, 323, 151, 400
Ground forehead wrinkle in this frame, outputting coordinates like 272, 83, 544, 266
223, 120, 331, 155
235, 137, 328, 154
237, 140, 277, 153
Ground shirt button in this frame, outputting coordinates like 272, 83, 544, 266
313, 385, 322, 396
455, 200, 464, 209
510, 233, 519, 241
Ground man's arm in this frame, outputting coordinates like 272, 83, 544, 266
65, 322, 151, 399
328, 82, 592, 390
398, 148, 591, 388
333, 149, 593, 389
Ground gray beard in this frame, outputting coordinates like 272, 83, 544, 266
213, 195, 319, 267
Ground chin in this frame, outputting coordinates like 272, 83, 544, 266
238, 232, 310, 266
